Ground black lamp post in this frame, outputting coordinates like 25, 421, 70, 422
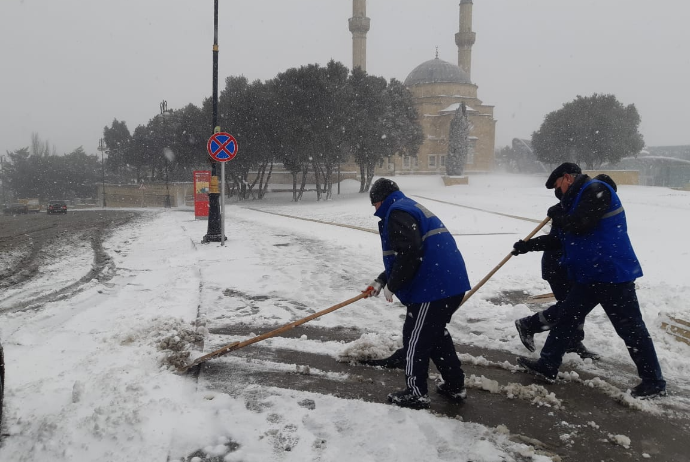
203, 0, 224, 243
0, 155, 6, 207
98, 139, 106, 207
160, 100, 172, 208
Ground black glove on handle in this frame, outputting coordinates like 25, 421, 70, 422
511, 239, 534, 256
547, 204, 566, 219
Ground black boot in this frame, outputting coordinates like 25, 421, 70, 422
359, 348, 406, 369
516, 356, 557, 383
630, 381, 667, 399
435, 379, 467, 402
515, 318, 535, 352
387, 388, 430, 409
565, 342, 601, 361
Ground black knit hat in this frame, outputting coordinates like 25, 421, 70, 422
369, 178, 400, 204
545, 162, 582, 189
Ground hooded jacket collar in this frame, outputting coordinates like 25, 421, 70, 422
374, 190, 406, 219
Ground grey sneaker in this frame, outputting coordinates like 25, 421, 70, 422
435, 380, 467, 402
515, 318, 535, 352
387, 388, 430, 409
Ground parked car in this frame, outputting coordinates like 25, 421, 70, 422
47, 201, 68, 214
3, 203, 29, 215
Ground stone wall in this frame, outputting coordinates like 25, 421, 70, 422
100, 183, 194, 208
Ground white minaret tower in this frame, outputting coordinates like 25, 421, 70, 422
349, 0, 370, 71
455, 0, 476, 81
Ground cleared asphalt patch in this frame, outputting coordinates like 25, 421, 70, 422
196, 321, 690, 462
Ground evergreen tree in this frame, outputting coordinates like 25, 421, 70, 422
447, 103, 470, 176
532, 93, 644, 169
103, 119, 132, 174
345, 68, 388, 192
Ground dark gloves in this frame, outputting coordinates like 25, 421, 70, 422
547, 204, 566, 219
511, 239, 535, 256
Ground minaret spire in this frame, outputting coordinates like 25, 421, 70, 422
455, 0, 476, 81
349, 0, 370, 71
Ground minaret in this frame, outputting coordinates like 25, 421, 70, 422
455, 0, 476, 81
349, 0, 370, 71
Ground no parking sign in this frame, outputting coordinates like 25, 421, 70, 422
206, 132, 238, 162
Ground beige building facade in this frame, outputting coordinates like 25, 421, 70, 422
351, 0, 496, 176
389, 57, 496, 175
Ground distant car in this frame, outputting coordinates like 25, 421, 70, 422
3, 203, 29, 215
47, 201, 68, 214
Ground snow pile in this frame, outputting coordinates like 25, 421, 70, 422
336, 332, 403, 363
118, 316, 205, 371
608, 433, 631, 449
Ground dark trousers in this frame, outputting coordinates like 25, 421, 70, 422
403, 293, 465, 396
540, 281, 665, 385
523, 270, 586, 347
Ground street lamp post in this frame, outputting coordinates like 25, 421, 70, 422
98, 139, 106, 207
0, 155, 6, 207
203, 0, 224, 243
160, 100, 172, 208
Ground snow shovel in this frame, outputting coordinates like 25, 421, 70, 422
460, 216, 551, 306
177, 292, 370, 374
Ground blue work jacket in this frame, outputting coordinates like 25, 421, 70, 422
375, 191, 470, 304
561, 180, 643, 284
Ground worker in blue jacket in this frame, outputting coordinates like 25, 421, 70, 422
517, 163, 666, 399
512, 171, 619, 360
364, 178, 471, 409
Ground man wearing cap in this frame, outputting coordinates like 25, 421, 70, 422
516, 163, 666, 399
364, 178, 471, 409
511, 167, 620, 360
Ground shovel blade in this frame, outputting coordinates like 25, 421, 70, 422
176, 341, 241, 375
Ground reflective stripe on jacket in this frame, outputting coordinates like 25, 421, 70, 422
378, 192, 470, 304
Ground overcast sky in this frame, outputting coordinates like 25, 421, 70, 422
1, 0, 688, 157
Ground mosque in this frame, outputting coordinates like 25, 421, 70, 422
349, 0, 496, 175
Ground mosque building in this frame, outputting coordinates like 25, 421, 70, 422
349, 0, 496, 175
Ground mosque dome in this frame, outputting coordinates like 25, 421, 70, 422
403, 57, 471, 86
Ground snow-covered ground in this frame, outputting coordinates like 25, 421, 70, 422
0, 173, 688, 462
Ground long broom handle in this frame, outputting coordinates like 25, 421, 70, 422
461, 216, 551, 306
221, 292, 368, 352
179, 292, 369, 372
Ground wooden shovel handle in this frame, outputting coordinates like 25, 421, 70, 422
461, 216, 551, 306
179, 292, 369, 373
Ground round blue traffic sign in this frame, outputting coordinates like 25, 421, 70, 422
207, 132, 238, 162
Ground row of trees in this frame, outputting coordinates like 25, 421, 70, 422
3, 80, 644, 203
2, 60, 423, 203
103, 61, 423, 200
2, 145, 101, 201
